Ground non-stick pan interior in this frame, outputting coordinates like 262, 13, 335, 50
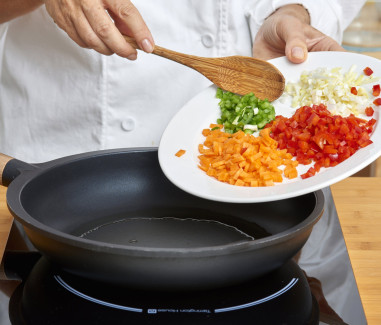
18, 149, 317, 249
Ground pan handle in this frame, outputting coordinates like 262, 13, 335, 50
0, 153, 37, 187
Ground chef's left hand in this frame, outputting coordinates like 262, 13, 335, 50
253, 4, 345, 63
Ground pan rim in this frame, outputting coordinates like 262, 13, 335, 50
5, 148, 324, 258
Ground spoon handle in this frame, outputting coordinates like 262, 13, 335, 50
122, 35, 285, 101
123, 35, 215, 74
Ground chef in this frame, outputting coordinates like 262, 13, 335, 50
0, 0, 367, 323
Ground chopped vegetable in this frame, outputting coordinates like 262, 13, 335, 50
283, 65, 379, 116
198, 124, 298, 187
215, 88, 276, 134
365, 107, 374, 117
175, 149, 186, 157
266, 104, 376, 179
372, 84, 380, 97
364, 67, 374, 76
374, 98, 381, 106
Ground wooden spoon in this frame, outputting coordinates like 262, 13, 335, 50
123, 36, 285, 101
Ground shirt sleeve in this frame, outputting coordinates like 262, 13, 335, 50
246, 0, 367, 43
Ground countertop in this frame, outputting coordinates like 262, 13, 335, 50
0, 186, 12, 263
330, 177, 381, 325
0, 177, 381, 324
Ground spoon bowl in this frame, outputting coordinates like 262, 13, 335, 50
124, 36, 285, 101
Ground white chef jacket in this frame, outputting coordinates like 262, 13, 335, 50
0, 0, 365, 162
0, 0, 367, 323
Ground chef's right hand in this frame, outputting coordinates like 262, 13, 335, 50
43, 0, 154, 60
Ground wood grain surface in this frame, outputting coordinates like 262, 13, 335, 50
0, 187, 12, 263
331, 177, 381, 325
123, 35, 285, 100
0, 153, 13, 186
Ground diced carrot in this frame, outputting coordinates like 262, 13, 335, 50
235, 179, 245, 186
209, 123, 223, 130
250, 180, 259, 187
175, 149, 186, 157
198, 127, 299, 187
202, 129, 211, 137
212, 160, 225, 168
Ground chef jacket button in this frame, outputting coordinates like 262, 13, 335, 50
121, 118, 136, 131
201, 34, 215, 48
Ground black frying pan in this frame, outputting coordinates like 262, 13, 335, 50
0, 148, 324, 290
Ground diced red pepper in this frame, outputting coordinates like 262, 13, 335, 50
373, 98, 381, 106
339, 123, 350, 135
276, 119, 287, 132
265, 104, 376, 179
365, 106, 374, 117
358, 132, 372, 148
350, 87, 358, 95
364, 67, 374, 76
367, 118, 377, 127
301, 167, 316, 179
373, 84, 380, 97
296, 132, 311, 141
323, 145, 338, 154
298, 140, 309, 152
306, 112, 320, 126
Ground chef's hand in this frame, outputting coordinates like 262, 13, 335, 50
43, 0, 154, 60
253, 4, 345, 63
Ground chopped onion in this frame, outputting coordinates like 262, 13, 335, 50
283, 65, 379, 116
243, 124, 258, 131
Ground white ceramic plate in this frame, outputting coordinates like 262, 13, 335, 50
158, 52, 381, 203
